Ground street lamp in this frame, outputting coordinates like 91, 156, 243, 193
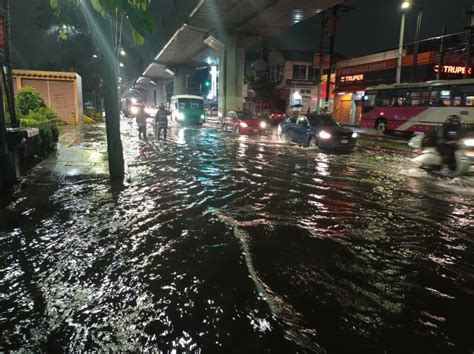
120, 49, 126, 56
396, 1, 410, 83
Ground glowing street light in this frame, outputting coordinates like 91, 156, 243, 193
119, 62, 124, 67
120, 49, 126, 56
92, 54, 98, 58
396, 1, 411, 83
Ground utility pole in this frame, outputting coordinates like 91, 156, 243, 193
436, 26, 447, 81
315, 11, 325, 113
324, 4, 352, 110
464, 6, 474, 79
325, 6, 337, 108
410, 7, 423, 82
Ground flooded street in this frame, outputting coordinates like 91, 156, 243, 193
1, 121, 473, 352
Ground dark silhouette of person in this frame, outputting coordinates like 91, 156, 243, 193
155, 104, 169, 140
136, 105, 147, 140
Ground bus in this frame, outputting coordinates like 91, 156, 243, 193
360, 78, 474, 134
170, 95, 205, 125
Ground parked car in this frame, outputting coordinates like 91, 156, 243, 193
262, 109, 287, 124
223, 110, 268, 134
279, 114, 358, 151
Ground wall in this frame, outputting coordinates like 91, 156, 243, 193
13, 70, 82, 124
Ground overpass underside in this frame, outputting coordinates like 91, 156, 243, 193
139, 0, 343, 115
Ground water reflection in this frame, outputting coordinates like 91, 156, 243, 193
0, 122, 473, 352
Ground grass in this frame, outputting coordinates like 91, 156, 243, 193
358, 137, 411, 152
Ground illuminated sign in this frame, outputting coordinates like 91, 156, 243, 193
340, 74, 364, 83
434, 65, 472, 75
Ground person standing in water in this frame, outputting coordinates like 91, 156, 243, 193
155, 104, 169, 140
136, 105, 148, 140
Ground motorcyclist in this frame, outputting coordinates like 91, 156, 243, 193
436, 115, 462, 169
155, 103, 169, 140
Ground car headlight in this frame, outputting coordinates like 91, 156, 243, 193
130, 106, 139, 115
178, 113, 185, 121
260, 121, 267, 129
319, 130, 332, 140
352, 132, 358, 139
240, 122, 248, 128
464, 139, 474, 147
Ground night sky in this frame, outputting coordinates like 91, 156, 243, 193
10, 0, 474, 71
272, 0, 473, 56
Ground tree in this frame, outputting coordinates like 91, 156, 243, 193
50, 0, 154, 180
247, 76, 278, 101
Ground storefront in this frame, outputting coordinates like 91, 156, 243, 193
333, 49, 474, 124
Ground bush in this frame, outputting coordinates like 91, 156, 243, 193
16, 86, 46, 116
20, 107, 59, 157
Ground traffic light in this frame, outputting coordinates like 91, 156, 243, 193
204, 79, 211, 88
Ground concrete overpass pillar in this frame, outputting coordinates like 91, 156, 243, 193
218, 36, 245, 122
173, 67, 188, 96
155, 82, 167, 106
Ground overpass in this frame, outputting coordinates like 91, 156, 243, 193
135, 0, 343, 116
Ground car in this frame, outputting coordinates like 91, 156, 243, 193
262, 109, 287, 125
279, 114, 358, 151
223, 110, 268, 134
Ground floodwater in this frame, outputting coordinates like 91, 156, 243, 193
1, 121, 473, 352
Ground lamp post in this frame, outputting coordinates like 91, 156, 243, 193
396, 1, 410, 84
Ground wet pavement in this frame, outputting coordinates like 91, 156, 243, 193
1, 120, 473, 352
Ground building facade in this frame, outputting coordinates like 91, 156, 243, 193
333, 32, 474, 125
248, 50, 335, 113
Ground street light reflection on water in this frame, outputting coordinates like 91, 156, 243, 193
1, 122, 473, 352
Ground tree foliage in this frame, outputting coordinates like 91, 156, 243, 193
15, 87, 46, 116
51, 0, 154, 45
247, 76, 278, 101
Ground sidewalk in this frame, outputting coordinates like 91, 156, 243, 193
24, 124, 109, 184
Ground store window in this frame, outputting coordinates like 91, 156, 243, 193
293, 65, 307, 80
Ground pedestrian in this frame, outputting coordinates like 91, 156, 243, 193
136, 105, 148, 140
155, 103, 169, 140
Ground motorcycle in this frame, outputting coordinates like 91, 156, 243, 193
408, 133, 474, 177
